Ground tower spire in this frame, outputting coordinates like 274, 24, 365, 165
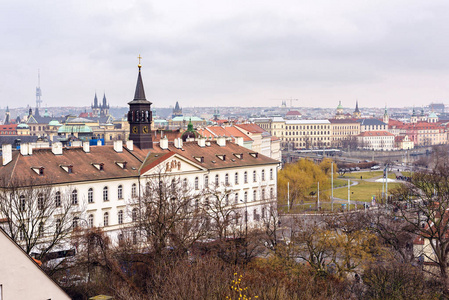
127, 58, 153, 149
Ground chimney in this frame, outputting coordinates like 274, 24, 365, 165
72, 141, 82, 147
174, 138, 183, 149
83, 142, 90, 153
20, 143, 29, 156
28, 144, 33, 155
97, 140, 102, 146
126, 140, 133, 151
217, 136, 226, 147
52, 142, 63, 155
160, 136, 169, 150
114, 140, 123, 152
2, 144, 12, 165
235, 136, 244, 147
197, 137, 206, 147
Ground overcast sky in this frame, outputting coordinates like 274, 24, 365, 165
2, 0, 449, 109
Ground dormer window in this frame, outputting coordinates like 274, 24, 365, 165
194, 156, 204, 163
115, 161, 127, 169
233, 153, 243, 159
216, 154, 226, 161
31, 166, 45, 176
60, 165, 73, 173
92, 163, 104, 171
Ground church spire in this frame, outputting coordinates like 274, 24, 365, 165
127, 56, 153, 149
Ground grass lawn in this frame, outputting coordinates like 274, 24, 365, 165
338, 171, 395, 180
401, 171, 412, 177
332, 180, 402, 202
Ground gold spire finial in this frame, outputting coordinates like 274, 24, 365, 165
137, 54, 142, 69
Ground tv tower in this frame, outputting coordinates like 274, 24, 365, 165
36, 69, 42, 108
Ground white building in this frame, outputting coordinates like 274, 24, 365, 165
0, 64, 280, 251
0, 228, 70, 300
356, 131, 395, 150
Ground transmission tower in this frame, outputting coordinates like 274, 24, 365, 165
36, 69, 42, 108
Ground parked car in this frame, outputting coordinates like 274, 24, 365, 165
371, 165, 380, 170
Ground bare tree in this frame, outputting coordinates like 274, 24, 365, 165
131, 171, 206, 258
0, 176, 76, 261
389, 160, 449, 289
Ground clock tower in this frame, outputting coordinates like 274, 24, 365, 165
127, 59, 153, 149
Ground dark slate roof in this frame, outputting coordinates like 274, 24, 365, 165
0, 136, 41, 148
356, 119, 387, 126
129, 66, 151, 105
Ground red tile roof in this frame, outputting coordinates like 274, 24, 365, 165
358, 131, 394, 137
140, 140, 279, 174
235, 124, 266, 134
0, 145, 148, 187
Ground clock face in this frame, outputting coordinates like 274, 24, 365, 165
143, 126, 148, 133
132, 126, 138, 134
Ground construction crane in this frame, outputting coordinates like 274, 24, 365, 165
272, 98, 299, 108
287, 98, 299, 107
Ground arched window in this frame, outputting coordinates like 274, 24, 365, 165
195, 177, 199, 190
103, 186, 108, 201
270, 168, 273, 180
253, 170, 257, 182
204, 175, 209, 187
55, 219, 61, 232
71, 190, 78, 205
88, 188, 94, 203
235, 192, 239, 204
262, 170, 265, 181
225, 173, 229, 185
253, 190, 257, 201
118, 210, 123, 224
254, 209, 259, 221
215, 174, 219, 186
88, 214, 94, 228
244, 171, 248, 183
270, 188, 274, 199
171, 179, 176, 193
262, 189, 265, 200
118, 185, 123, 199
235, 172, 239, 185
38, 221, 44, 237
132, 208, 138, 222
37, 193, 44, 210
72, 217, 79, 229
132, 183, 137, 197
132, 231, 137, 245
183, 178, 188, 190
244, 191, 248, 203
104, 212, 109, 227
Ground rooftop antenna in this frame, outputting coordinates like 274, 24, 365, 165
36, 69, 42, 108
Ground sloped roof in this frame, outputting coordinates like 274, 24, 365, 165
286, 110, 301, 116
357, 119, 387, 126
0, 145, 148, 187
140, 140, 279, 174
235, 123, 266, 134
328, 119, 359, 124
358, 131, 394, 137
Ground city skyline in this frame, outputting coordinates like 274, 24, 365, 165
2, 1, 449, 108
